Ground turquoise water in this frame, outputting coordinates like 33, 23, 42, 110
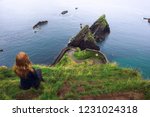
0, 0, 150, 79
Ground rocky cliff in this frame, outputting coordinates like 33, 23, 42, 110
90, 15, 110, 41
68, 25, 100, 50
68, 15, 110, 50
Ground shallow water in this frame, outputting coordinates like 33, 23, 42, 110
0, 0, 150, 78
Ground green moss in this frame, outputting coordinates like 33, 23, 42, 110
97, 14, 109, 29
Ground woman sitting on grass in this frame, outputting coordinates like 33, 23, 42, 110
13, 52, 43, 90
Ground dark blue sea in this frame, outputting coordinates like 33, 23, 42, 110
0, 0, 150, 79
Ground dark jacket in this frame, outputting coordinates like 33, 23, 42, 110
19, 68, 41, 90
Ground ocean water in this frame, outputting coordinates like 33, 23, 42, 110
0, 0, 150, 79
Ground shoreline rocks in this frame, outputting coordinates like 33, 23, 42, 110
33, 21, 48, 29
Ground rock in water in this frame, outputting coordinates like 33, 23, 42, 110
0, 49, 3, 52
68, 25, 100, 50
143, 18, 150, 23
90, 14, 110, 41
61, 10, 68, 15
33, 21, 48, 29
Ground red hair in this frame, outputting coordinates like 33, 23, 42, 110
13, 52, 33, 78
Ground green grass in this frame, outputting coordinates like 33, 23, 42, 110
0, 55, 150, 100
73, 48, 104, 61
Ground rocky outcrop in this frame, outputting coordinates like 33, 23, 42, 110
33, 21, 48, 29
68, 25, 100, 50
61, 10, 68, 15
90, 15, 110, 41
68, 14, 110, 50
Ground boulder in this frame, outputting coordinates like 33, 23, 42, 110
68, 25, 100, 50
90, 15, 110, 41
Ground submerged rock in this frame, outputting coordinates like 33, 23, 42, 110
33, 21, 48, 29
68, 25, 100, 50
90, 15, 110, 41
61, 10, 68, 15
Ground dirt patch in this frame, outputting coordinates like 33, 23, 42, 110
57, 81, 71, 98
16, 92, 39, 100
77, 86, 85, 92
81, 91, 144, 100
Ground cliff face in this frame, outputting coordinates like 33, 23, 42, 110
90, 15, 110, 41
68, 25, 100, 50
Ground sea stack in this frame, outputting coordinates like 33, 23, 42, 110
68, 25, 100, 50
68, 14, 110, 50
90, 14, 110, 41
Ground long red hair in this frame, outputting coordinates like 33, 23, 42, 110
13, 52, 33, 78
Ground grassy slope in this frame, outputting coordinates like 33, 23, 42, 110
0, 51, 150, 100
74, 48, 103, 60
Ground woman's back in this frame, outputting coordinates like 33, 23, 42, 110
20, 68, 40, 90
